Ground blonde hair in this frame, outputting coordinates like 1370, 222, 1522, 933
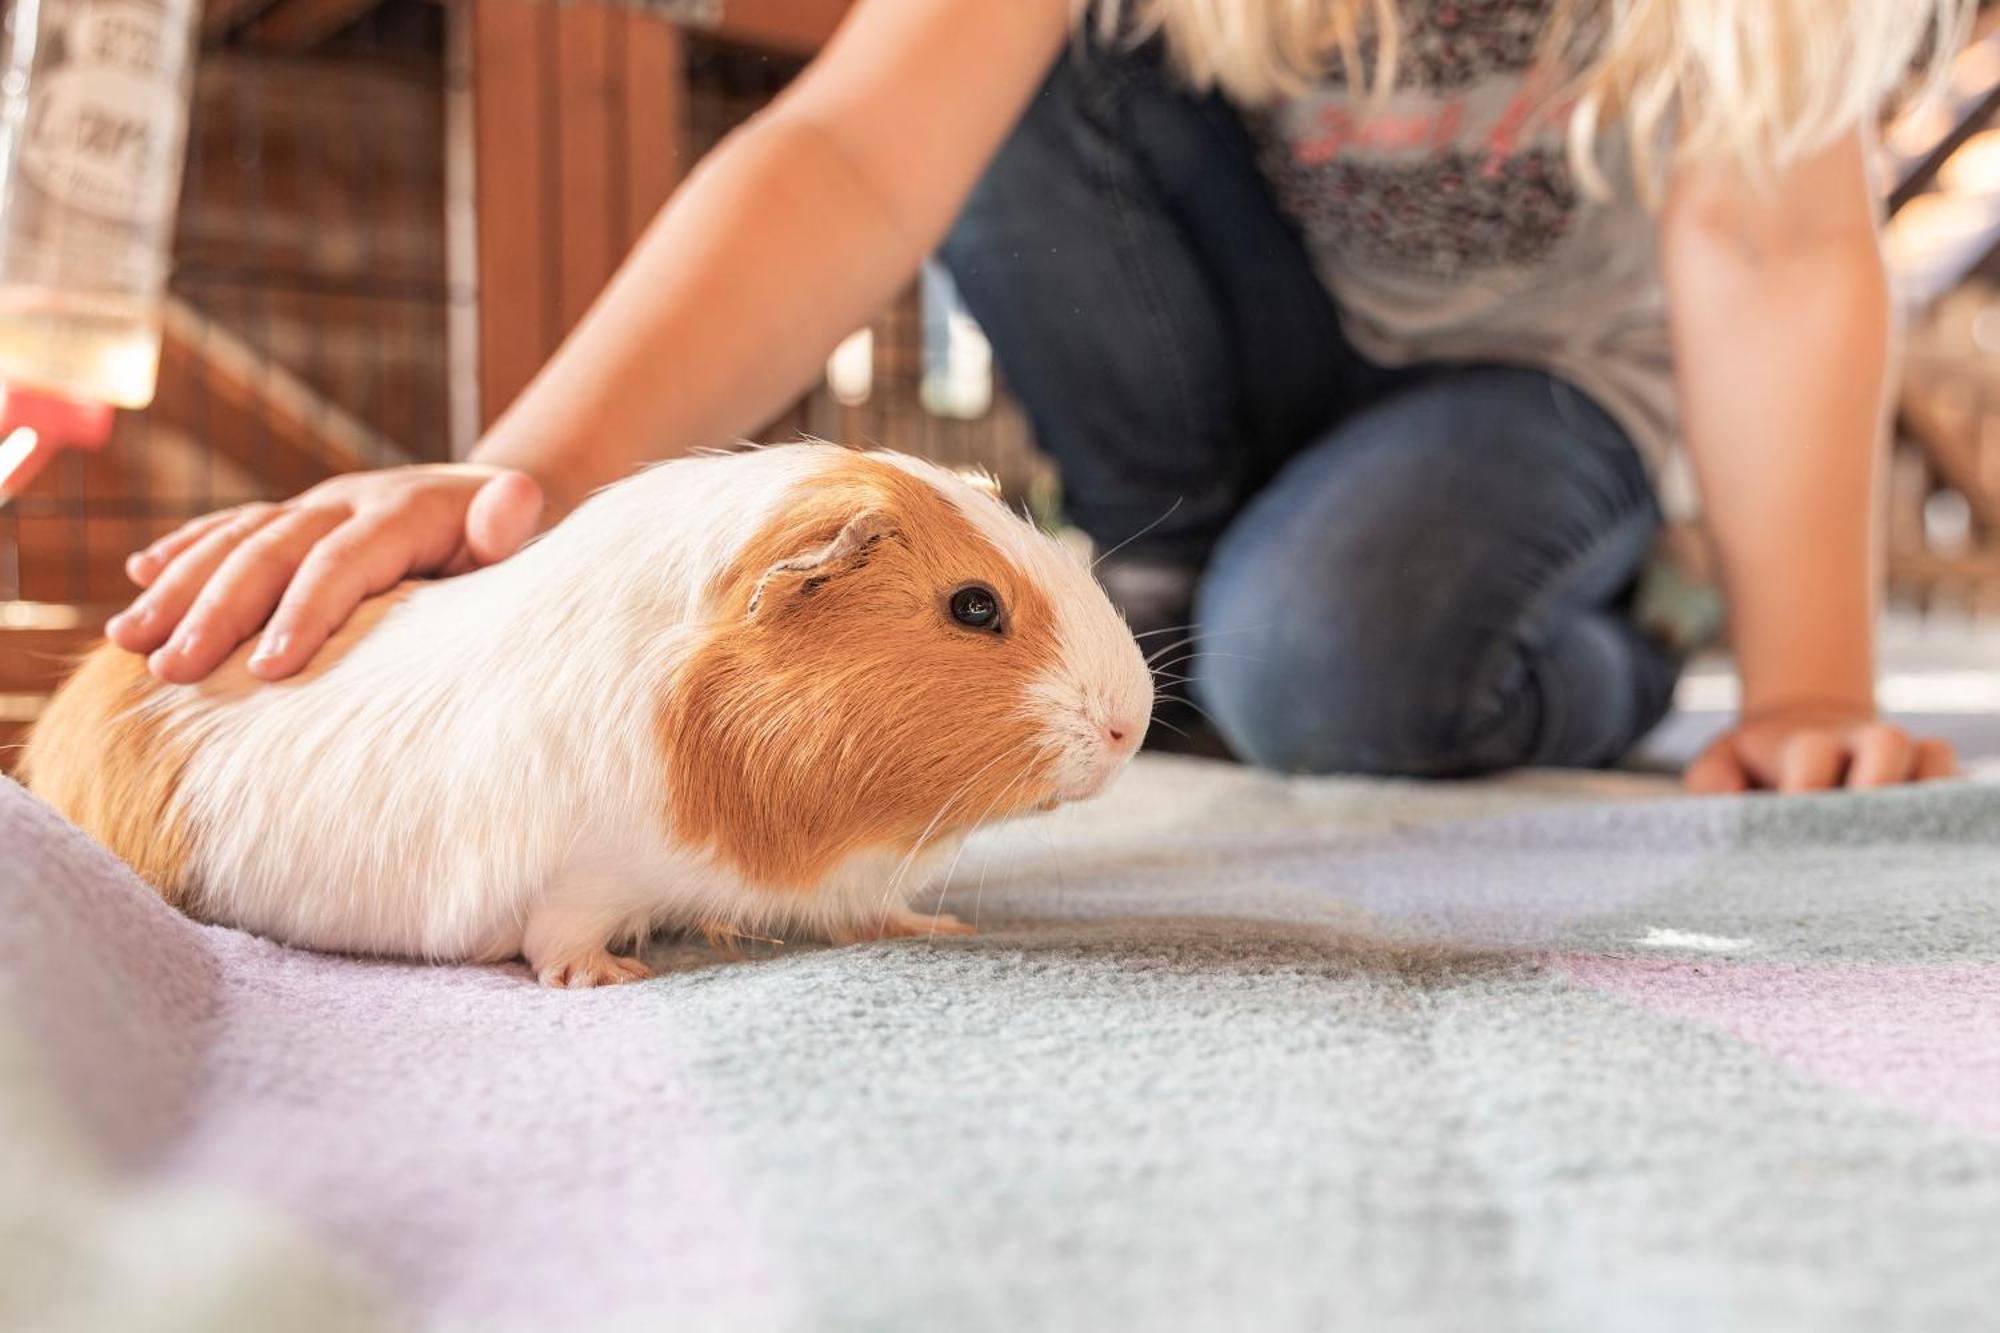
1092, 0, 1972, 192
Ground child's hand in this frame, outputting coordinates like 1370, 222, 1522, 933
107, 464, 544, 683
1683, 703, 1957, 794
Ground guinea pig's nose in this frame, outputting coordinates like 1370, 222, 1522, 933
1104, 719, 1141, 752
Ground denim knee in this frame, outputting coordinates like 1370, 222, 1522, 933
1193, 532, 1541, 777
1190, 369, 1672, 776
940, 50, 1102, 276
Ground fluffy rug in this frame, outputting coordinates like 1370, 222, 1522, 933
4, 759, 1999, 1332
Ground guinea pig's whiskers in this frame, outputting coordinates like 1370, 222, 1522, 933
1143, 623, 1268, 667
972, 844, 994, 932
1090, 497, 1184, 573
1145, 631, 1237, 667
1134, 622, 1269, 652
926, 767, 1032, 937
879, 747, 1024, 917
1149, 647, 1267, 678
969, 785, 1029, 933
1149, 714, 1192, 740
1156, 691, 1224, 730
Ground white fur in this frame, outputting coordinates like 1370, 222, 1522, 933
876, 454, 1155, 800
145, 446, 1151, 975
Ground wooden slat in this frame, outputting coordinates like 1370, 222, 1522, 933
4, 419, 265, 607
178, 280, 449, 454
0, 608, 109, 775
445, 0, 479, 456
620, 12, 686, 247
183, 55, 431, 277
0, 616, 105, 696
1885, 547, 2000, 617
11, 506, 164, 609
1, 689, 50, 776
471, 0, 554, 426
176, 49, 447, 454
1900, 380, 2000, 534
555, 3, 621, 334
152, 299, 413, 501
240, 0, 392, 50
202, 0, 279, 40
1, 714, 37, 775
1889, 552, 2000, 581
470, 1, 691, 429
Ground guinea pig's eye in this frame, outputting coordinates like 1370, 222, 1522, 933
949, 584, 1003, 632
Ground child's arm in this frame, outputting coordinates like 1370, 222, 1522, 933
113, 0, 1069, 683
1661, 132, 1956, 791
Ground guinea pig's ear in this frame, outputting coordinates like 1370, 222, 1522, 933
747, 508, 899, 619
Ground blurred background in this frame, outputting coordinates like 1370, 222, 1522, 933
2, 0, 2000, 760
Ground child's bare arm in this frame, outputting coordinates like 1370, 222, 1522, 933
114, 0, 1069, 683
1662, 132, 1955, 791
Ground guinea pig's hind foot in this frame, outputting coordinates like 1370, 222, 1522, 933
528, 944, 652, 984
832, 908, 976, 945
531, 947, 654, 989
522, 906, 654, 988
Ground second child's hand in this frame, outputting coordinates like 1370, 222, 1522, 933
1683, 702, 1956, 793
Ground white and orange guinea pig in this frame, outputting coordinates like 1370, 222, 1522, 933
23, 444, 1153, 986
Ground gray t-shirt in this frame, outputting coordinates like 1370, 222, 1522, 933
1248, 1, 1680, 490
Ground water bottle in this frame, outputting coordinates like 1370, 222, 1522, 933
0, 0, 198, 410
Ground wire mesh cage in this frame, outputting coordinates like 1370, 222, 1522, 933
5, 2, 450, 613
0, 0, 1045, 754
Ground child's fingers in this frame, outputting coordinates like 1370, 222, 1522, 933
109, 504, 280, 656
251, 514, 414, 679
1683, 740, 1750, 794
1777, 730, 1846, 793
125, 508, 243, 588
1915, 738, 1958, 782
463, 469, 543, 568
148, 507, 352, 683
1845, 723, 1914, 790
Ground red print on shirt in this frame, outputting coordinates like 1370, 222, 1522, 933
1292, 73, 1572, 180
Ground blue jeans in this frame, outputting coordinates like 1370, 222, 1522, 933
940, 42, 1680, 776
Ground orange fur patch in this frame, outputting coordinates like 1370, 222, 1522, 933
21, 644, 200, 905
20, 585, 417, 909
658, 455, 1064, 890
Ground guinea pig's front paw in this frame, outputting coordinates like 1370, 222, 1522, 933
533, 948, 654, 989
832, 909, 976, 945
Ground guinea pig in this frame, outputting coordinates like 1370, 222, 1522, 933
22, 444, 1154, 986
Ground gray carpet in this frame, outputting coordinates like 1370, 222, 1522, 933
4, 759, 2000, 1332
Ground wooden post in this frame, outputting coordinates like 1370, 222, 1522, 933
555, 3, 619, 333
462, 0, 689, 432
239, 0, 393, 50
621, 8, 686, 248
468, 0, 556, 428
